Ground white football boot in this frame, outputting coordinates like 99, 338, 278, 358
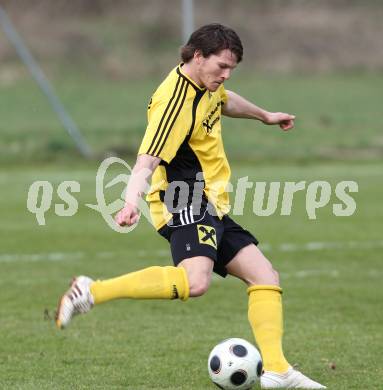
261, 367, 326, 389
55, 276, 94, 329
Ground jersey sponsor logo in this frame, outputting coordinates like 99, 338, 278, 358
203, 116, 220, 134
202, 101, 222, 134
197, 224, 217, 249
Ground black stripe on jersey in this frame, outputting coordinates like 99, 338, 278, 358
154, 81, 189, 156
146, 75, 182, 155
188, 89, 205, 136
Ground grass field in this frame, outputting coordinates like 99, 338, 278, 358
0, 159, 382, 389
0, 61, 382, 389
0, 72, 382, 164
1, 4, 383, 387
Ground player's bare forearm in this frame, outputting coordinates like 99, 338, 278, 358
115, 154, 160, 226
124, 154, 161, 207
222, 90, 296, 131
222, 90, 269, 121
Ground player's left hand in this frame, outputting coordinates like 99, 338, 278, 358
264, 112, 296, 131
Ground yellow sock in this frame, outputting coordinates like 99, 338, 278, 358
248, 285, 290, 373
90, 266, 189, 304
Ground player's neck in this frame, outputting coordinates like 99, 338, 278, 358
181, 62, 204, 88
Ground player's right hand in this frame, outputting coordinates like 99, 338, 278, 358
115, 203, 140, 226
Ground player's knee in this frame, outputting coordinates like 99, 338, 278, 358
261, 266, 279, 286
245, 265, 280, 287
273, 269, 280, 285
258, 266, 279, 286
188, 274, 211, 297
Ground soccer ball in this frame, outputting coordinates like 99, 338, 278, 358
208, 338, 263, 390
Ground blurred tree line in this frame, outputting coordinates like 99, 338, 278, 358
1, 0, 382, 80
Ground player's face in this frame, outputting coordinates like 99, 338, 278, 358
196, 49, 238, 92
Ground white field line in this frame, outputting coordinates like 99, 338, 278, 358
281, 269, 340, 280
0, 252, 84, 263
1, 240, 383, 264
260, 240, 383, 252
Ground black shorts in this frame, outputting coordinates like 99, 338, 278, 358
157, 206, 258, 277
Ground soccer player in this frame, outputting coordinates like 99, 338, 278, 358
56, 24, 326, 389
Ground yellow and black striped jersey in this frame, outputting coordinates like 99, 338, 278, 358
138, 64, 231, 230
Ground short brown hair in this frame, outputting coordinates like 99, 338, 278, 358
181, 23, 243, 63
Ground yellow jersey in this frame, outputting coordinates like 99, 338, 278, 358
138, 64, 231, 230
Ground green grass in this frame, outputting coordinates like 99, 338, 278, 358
0, 72, 382, 164
1, 64, 381, 389
0, 160, 382, 389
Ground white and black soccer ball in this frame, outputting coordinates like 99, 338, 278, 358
208, 338, 263, 390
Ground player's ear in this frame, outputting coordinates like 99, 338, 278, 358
194, 50, 203, 64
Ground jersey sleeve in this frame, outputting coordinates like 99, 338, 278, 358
138, 84, 191, 164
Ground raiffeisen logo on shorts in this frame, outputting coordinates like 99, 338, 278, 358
27, 157, 359, 232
